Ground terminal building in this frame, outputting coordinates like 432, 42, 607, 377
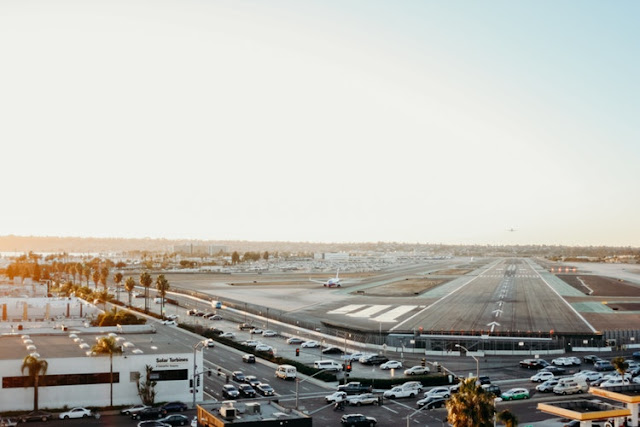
0, 298, 201, 412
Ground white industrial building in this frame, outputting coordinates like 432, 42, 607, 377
0, 298, 202, 412
313, 252, 349, 261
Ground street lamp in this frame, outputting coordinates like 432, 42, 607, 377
455, 344, 479, 379
192, 340, 207, 409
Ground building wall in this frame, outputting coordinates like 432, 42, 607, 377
0, 351, 201, 411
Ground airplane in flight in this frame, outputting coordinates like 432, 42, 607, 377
309, 269, 346, 287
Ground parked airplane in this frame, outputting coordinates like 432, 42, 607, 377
309, 269, 345, 287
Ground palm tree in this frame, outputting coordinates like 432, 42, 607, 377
446, 378, 496, 427
497, 409, 518, 427
83, 265, 91, 287
21, 355, 48, 411
92, 269, 100, 290
113, 272, 123, 302
611, 356, 629, 382
140, 271, 152, 313
92, 336, 123, 407
100, 266, 110, 292
155, 274, 170, 320
124, 277, 136, 307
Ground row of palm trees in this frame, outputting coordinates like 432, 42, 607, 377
116, 272, 170, 318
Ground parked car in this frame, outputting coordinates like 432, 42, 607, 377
347, 393, 380, 406
121, 405, 150, 415
222, 384, 240, 399
137, 422, 171, 427
256, 383, 275, 396
340, 414, 377, 426
286, 337, 304, 344
161, 402, 188, 413
19, 411, 53, 423
242, 354, 255, 363
208, 327, 224, 335
157, 414, 190, 426
424, 387, 450, 398
241, 340, 260, 347
583, 355, 602, 364
232, 371, 245, 382
131, 408, 167, 420
404, 365, 430, 375
477, 376, 491, 385
566, 357, 582, 365
552, 357, 573, 366
536, 379, 560, 392
250, 328, 263, 335
594, 360, 615, 371
600, 377, 630, 388
325, 391, 348, 403
238, 384, 256, 398
209, 314, 222, 321
500, 388, 530, 401
574, 370, 603, 382
0, 417, 17, 427
380, 360, 403, 370
301, 340, 320, 348
417, 396, 447, 410
255, 344, 273, 353
541, 366, 566, 375
220, 332, 235, 339
166, 314, 179, 320
633, 351, 640, 360
531, 371, 554, 383
481, 384, 502, 397
59, 407, 93, 419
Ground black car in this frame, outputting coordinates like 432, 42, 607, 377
360, 355, 389, 365
244, 375, 260, 387
222, 384, 240, 399
256, 383, 275, 396
232, 371, 245, 382
19, 411, 53, 423
583, 355, 602, 364
161, 401, 188, 413
238, 384, 256, 398
208, 327, 224, 335
340, 414, 377, 426
421, 397, 447, 410
158, 414, 190, 426
477, 376, 491, 385
541, 366, 566, 375
131, 407, 167, 420
322, 347, 345, 354
138, 422, 172, 427
482, 384, 502, 397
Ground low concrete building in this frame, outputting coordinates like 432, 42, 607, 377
197, 401, 312, 427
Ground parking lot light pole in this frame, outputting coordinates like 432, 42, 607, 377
455, 344, 479, 379
192, 340, 207, 409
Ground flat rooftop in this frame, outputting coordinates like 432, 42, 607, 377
0, 324, 185, 360
538, 399, 630, 421
198, 401, 311, 425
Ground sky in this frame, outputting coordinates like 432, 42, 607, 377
1, 1, 638, 246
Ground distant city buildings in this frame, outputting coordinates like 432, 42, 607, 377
172, 244, 228, 256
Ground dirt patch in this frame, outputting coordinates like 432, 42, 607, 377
557, 274, 640, 297
431, 269, 473, 276
354, 277, 449, 297
583, 312, 640, 330
605, 303, 640, 311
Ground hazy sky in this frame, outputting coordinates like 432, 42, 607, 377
1, 1, 638, 246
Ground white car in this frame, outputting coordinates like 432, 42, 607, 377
191, 416, 197, 427
262, 330, 278, 337
404, 366, 430, 375
242, 340, 260, 347
205, 339, 215, 348
220, 332, 235, 339
600, 377, 630, 388
59, 407, 93, 419
383, 386, 418, 399
574, 370, 602, 382
424, 387, 450, 398
301, 340, 320, 348
161, 319, 177, 326
325, 391, 347, 403
566, 356, 582, 365
250, 328, 263, 335
255, 344, 273, 353
530, 371, 554, 382
166, 314, 179, 320
380, 360, 403, 370
552, 357, 572, 366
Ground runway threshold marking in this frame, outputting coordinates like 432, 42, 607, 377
346, 305, 390, 318
327, 304, 366, 314
372, 305, 416, 322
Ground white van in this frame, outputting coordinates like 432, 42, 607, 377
313, 360, 343, 372
275, 364, 297, 380
553, 377, 588, 395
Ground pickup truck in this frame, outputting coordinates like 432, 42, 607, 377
337, 382, 373, 395
519, 359, 549, 369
